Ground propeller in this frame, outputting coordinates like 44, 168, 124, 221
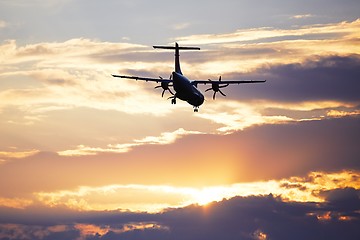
205, 76, 229, 100
154, 75, 174, 97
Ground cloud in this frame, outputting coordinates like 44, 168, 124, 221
0, 149, 39, 159
1, 190, 359, 240
319, 187, 360, 212
0, 39, 175, 116
30, 170, 360, 212
0, 116, 359, 203
0, 20, 6, 28
58, 128, 202, 156
166, 19, 360, 78
290, 14, 313, 19
172, 22, 190, 30
1, 21, 359, 234
176, 18, 360, 45
1, 38, 146, 69
212, 55, 360, 109
159, 194, 360, 240
0, 198, 33, 209
0, 224, 80, 240
195, 100, 293, 133
34, 184, 195, 212
1, 5, 359, 240
1, 26, 359, 125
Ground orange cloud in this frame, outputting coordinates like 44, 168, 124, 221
0, 149, 40, 159
31, 170, 359, 212
0, 197, 33, 209
74, 222, 169, 239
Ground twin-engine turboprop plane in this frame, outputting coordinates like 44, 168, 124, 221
112, 43, 266, 112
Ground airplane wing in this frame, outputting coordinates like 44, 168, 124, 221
192, 79, 266, 85
112, 74, 172, 83
192, 78, 266, 100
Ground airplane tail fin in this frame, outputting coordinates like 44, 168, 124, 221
153, 42, 200, 75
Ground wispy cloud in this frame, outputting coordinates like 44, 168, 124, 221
58, 128, 202, 156
0, 149, 40, 159
172, 22, 190, 30
176, 19, 360, 45
290, 14, 313, 19
0, 20, 6, 28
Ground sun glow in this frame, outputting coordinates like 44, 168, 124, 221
192, 187, 232, 205
28, 170, 360, 212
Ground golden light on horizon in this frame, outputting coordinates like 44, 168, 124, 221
26, 170, 359, 213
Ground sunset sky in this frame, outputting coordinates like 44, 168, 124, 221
1, 0, 360, 239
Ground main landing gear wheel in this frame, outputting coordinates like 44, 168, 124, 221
193, 107, 199, 112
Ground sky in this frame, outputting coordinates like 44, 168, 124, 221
0, 0, 360, 239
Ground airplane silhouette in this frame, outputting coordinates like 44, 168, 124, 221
112, 43, 266, 112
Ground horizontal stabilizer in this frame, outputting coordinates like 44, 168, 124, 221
153, 45, 200, 50
153, 42, 199, 74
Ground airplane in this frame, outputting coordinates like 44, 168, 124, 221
112, 42, 266, 112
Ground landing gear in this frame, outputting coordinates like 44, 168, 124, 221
168, 96, 176, 104
193, 106, 199, 112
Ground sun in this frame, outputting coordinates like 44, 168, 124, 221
192, 187, 232, 205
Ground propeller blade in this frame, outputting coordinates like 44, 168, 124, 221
219, 84, 229, 88
219, 89, 226, 97
213, 91, 216, 100
205, 88, 212, 92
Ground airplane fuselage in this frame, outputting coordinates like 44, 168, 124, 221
172, 72, 204, 107
112, 42, 266, 112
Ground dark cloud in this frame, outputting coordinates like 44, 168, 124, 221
223, 55, 360, 103
161, 196, 318, 240
1, 194, 359, 240
319, 187, 360, 212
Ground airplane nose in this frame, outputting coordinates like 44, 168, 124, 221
199, 94, 204, 105
187, 93, 204, 107
195, 93, 204, 106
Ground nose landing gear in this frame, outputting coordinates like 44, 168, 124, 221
168, 96, 177, 104
193, 106, 199, 112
